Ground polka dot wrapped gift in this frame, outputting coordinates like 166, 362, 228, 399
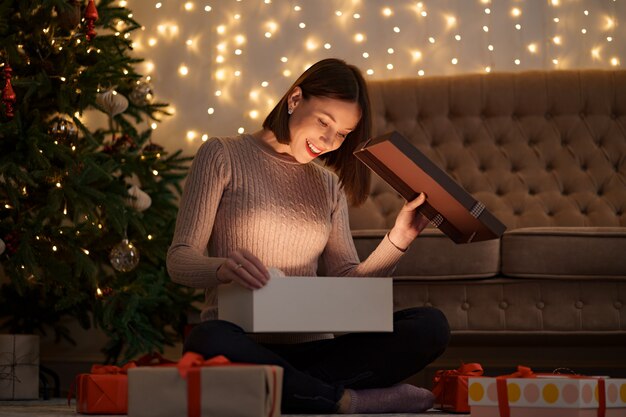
468, 366, 626, 417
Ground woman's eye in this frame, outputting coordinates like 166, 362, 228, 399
337, 132, 347, 139
318, 119, 328, 127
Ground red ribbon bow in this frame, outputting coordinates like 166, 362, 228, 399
432, 363, 484, 397
90, 362, 137, 375
176, 352, 231, 379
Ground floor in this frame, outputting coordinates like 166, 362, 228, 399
0, 399, 460, 416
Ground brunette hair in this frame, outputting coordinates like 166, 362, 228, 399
262, 58, 371, 206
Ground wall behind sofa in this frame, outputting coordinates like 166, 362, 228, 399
105, 0, 626, 156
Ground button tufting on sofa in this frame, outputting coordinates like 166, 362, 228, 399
353, 71, 626, 372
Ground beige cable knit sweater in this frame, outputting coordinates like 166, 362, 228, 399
166, 134, 405, 342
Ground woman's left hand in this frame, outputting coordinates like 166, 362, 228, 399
387, 192, 430, 250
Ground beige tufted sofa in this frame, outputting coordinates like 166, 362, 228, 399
349, 70, 626, 378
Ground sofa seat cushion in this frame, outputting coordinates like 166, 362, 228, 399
502, 227, 626, 279
352, 229, 500, 280
393, 279, 626, 332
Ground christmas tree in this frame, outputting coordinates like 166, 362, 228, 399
0, 0, 198, 363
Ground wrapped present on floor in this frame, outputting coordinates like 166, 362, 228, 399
0, 334, 39, 400
74, 352, 174, 414
74, 362, 137, 414
432, 363, 484, 413
128, 352, 283, 417
468, 365, 626, 417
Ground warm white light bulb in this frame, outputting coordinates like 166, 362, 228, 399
511, 8, 521, 17
611, 57, 620, 66
382, 8, 392, 17
528, 43, 537, 53
179, 65, 189, 76
451, 58, 458, 65
354, 33, 365, 42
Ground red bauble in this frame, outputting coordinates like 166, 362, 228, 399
2, 64, 16, 119
84, 0, 99, 41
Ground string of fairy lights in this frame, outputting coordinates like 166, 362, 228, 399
112, 0, 624, 152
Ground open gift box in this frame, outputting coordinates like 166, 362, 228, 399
218, 275, 392, 333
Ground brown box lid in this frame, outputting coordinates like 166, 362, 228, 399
354, 131, 506, 243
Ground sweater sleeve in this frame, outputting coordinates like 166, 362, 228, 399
166, 139, 230, 288
321, 184, 405, 278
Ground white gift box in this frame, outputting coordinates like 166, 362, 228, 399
0, 334, 40, 400
468, 375, 626, 417
218, 276, 393, 333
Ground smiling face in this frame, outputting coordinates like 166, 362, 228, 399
286, 87, 361, 164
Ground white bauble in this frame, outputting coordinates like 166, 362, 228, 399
127, 185, 152, 212
96, 90, 129, 116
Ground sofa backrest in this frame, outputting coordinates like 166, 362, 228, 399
350, 70, 626, 230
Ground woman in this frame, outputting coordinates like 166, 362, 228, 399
167, 58, 450, 414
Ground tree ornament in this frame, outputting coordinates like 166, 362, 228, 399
109, 238, 140, 272
127, 185, 152, 212
0, 238, 5, 256
3, 231, 20, 255
2, 64, 16, 119
49, 116, 78, 144
84, 0, 99, 41
130, 79, 154, 106
142, 142, 164, 157
103, 133, 136, 154
58, 0, 82, 31
96, 90, 129, 117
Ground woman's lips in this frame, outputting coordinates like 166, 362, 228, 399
306, 139, 322, 157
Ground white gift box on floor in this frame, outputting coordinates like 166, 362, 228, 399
0, 334, 39, 400
218, 276, 393, 333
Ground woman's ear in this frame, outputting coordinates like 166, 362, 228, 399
288, 86, 303, 110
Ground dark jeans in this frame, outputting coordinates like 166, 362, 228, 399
183, 307, 450, 414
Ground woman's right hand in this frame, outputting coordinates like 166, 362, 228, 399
216, 248, 270, 290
